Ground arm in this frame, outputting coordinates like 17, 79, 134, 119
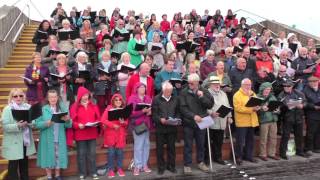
154, 72, 163, 91
34, 108, 51, 130
233, 93, 254, 114
179, 94, 196, 122
1, 107, 21, 133
151, 97, 161, 124
127, 40, 140, 56
199, 90, 214, 109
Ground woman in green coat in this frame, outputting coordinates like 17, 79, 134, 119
35, 89, 72, 180
127, 29, 146, 66
1, 88, 36, 180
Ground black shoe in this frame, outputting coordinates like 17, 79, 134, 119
236, 158, 243, 165
280, 154, 288, 160
158, 169, 165, 175
55, 176, 62, 180
245, 158, 258, 163
296, 152, 310, 158
214, 159, 226, 165
167, 167, 177, 173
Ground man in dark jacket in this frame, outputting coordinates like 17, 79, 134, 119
303, 76, 320, 154
278, 79, 310, 159
179, 73, 214, 174
152, 81, 180, 175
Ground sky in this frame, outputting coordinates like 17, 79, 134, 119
2, 0, 320, 38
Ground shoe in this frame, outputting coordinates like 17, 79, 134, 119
133, 167, 140, 176
167, 167, 177, 173
245, 158, 258, 163
259, 156, 268, 161
143, 166, 152, 173
55, 176, 62, 180
296, 152, 310, 158
108, 170, 115, 179
79, 175, 85, 180
92, 174, 99, 180
117, 168, 125, 177
313, 149, 320, 153
305, 151, 313, 157
214, 159, 226, 165
280, 154, 288, 160
183, 166, 192, 174
236, 158, 243, 165
47, 177, 53, 180
158, 169, 165, 175
198, 162, 209, 172
268, 156, 280, 160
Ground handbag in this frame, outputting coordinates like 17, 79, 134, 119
134, 122, 148, 135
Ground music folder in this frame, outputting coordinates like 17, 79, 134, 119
111, 51, 121, 60
151, 45, 162, 51
135, 43, 145, 51
108, 104, 133, 120
135, 103, 151, 111
267, 101, 283, 111
11, 109, 30, 122
216, 105, 232, 118
78, 70, 90, 80
119, 65, 136, 73
245, 97, 265, 107
52, 112, 68, 123
97, 68, 118, 76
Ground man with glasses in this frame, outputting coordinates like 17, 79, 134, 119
303, 76, 320, 154
233, 78, 260, 165
179, 73, 214, 174
278, 79, 310, 159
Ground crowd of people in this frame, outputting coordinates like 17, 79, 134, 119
1, 2, 320, 180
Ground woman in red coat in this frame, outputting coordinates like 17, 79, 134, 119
70, 86, 100, 180
101, 94, 128, 178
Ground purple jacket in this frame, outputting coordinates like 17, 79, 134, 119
200, 59, 217, 80
127, 82, 153, 130
24, 64, 49, 101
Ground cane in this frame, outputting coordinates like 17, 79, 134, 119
227, 121, 237, 166
206, 127, 214, 172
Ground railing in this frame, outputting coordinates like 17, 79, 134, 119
0, 4, 29, 42
12, 23, 25, 44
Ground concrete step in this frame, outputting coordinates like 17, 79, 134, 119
7, 60, 32, 64
17, 39, 33, 43
0, 88, 26, 96
9, 55, 32, 60
14, 47, 36, 51
0, 68, 25, 74
12, 51, 34, 55
4, 65, 29, 68
19, 36, 33, 40
16, 43, 36, 47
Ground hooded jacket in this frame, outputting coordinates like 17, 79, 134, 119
70, 86, 100, 141
257, 82, 278, 124
127, 82, 153, 130
101, 94, 128, 148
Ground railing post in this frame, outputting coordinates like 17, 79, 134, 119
27, 4, 30, 25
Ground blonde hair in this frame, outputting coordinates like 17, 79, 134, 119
8, 88, 26, 104
120, 52, 131, 63
76, 51, 88, 62
62, 19, 70, 26
56, 54, 67, 65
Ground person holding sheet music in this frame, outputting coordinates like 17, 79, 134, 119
98, 39, 113, 62
40, 35, 61, 67
32, 20, 54, 52
57, 19, 74, 52
287, 33, 302, 58
71, 51, 94, 94
256, 82, 280, 161
127, 29, 147, 66
48, 54, 74, 107
148, 32, 166, 68
154, 59, 181, 93
34, 89, 71, 180
67, 38, 85, 68
24, 52, 49, 105
166, 32, 178, 54
111, 19, 129, 53
96, 24, 111, 51
233, 78, 260, 165
94, 51, 117, 114
179, 73, 213, 174
76, 9, 92, 28
70, 86, 100, 180
204, 76, 232, 165
278, 78, 310, 159
200, 50, 217, 80
128, 82, 153, 176
50, 2, 66, 18
53, 8, 67, 29
152, 81, 180, 175
117, 52, 136, 101
1, 88, 36, 180
147, 22, 165, 44
101, 94, 128, 178
80, 20, 96, 53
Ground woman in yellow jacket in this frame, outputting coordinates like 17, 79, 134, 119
233, 78, 259, 165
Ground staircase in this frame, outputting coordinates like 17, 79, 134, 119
0, 24, 37, 110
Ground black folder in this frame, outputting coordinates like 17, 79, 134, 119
98, 16, 107, 23
151, 45, 162, 51
245, 97, 265, 107
58, 30, 79, 40
52, 112, 68, 123
46, 50, 61, 57
78, 70, 90, 80
111, 51, 121, 60
58, 15, 66, 22
267, 101, 283, 111
216, 105, 233, 118
113, 30, 130, 41
11, 109, 30, 122
50, 71, 72, 80
289, 43, 298, 54
169, 78, 187, 87
103, 34, 112, 41
97, 68, 119, 76
37, 30, 48, 39
108, 104, 133, 120
135, 103, 151, 111
306, 62, 317, 69
135, 43, 145, 51
119, 65, 136, 73
250, 47, 260, 55
30, 102, 42, 120
75, 11, 81, 18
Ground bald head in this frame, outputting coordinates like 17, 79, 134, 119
139, 62, 150, 77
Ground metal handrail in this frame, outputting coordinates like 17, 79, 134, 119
12, 23, 25, 44
245, 16, 278, 37
0, 4, 29, 42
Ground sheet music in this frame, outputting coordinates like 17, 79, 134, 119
196, 116, 214, 130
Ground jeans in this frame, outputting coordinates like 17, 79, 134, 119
235, 127, 255, 160
133, 130, 150, 169
107, 148, 124, 170
119, 86, 127, 102
280, 120, 303, 155
7, 146, 28, 180
155, 131, 177, 170
76, 139, 97, 176
183, 126, 205, 166
305, 119, 320, 151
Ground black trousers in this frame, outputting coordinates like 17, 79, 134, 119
155, 131, 177, 170
280, 120, 303, 155
305, 119, 320, 151
7, 146, 28, 180
205, 129, 225, 163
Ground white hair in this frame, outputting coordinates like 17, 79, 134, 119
205, 50, 215, 57
241, 78, 251, 85
162, 81, 173, 91
188, 73, 200, 82
76, 51, 88, 62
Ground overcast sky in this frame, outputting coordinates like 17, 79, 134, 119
2, 0, 320, 37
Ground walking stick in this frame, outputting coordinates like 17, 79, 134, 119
206, 127, 214, 172
228, 121, 237, 167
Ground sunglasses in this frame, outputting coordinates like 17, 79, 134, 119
13, 95, 23, 98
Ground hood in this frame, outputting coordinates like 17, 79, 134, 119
132, 82, 146, 95
76, 86, 90, 103
258, 82, 273, 95
109, 93, 125, 108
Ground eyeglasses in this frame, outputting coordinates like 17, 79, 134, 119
13, 95, 23, 98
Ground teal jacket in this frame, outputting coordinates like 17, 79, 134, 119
154, 70, 181, 91
1, 105, 36, 160
34, 104, 72, 169
257, 82, 279, 124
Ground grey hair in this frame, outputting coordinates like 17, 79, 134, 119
205, 50, 215, 57
188, 73, 200, 82
241, 78, 251, 85
162, 81, 173, 91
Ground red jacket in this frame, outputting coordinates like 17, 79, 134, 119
255, 52, 273, 72
126, 73, 154, 100
101, 94, 128, 148
160, 20, 170, 33
70, 86, 101, 141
